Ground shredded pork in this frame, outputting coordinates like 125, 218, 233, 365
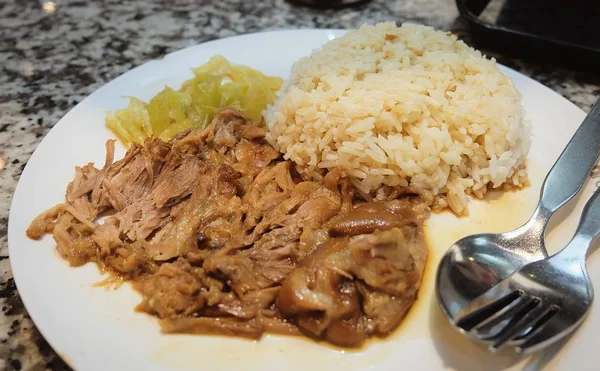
27, 108, 431, 347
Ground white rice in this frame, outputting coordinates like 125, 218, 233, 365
266, 22, 531, 215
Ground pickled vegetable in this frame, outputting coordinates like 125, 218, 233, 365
106, 55, 282, 145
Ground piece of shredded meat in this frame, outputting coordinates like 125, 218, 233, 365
27, 107, 430, 347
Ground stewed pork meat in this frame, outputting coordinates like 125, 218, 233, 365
27, 107, 430, 347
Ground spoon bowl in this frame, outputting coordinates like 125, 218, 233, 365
437, 226, 547, 329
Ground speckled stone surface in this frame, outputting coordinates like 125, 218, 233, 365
0, 0, 598, 369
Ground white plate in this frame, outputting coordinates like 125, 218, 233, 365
8, 30, 600, 371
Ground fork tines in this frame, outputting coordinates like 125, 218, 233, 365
456, 290, 561, 352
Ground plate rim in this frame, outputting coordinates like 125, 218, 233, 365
7, 28, 589, 370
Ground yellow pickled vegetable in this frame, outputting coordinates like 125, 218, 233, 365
105, 55, 282, 146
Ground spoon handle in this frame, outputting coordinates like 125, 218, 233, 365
558, 187, 600, 261
539, 98, 600, 214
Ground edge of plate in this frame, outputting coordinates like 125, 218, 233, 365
7, 28, 588, 370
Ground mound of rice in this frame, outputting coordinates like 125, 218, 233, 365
266, 22, 531, 215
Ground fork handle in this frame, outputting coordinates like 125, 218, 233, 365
560, 187, 600, 260
538, 98, 600, 215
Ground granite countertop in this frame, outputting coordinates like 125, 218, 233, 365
1, 0, 599, 369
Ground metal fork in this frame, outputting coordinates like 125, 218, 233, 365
454, 186, 600, 354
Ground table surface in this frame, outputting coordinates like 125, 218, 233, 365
1, 0, 599, 369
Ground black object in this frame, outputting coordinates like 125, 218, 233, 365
286, 0, 372, 9
456, 0, 600, 72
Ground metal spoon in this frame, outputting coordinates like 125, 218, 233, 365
436, 98, 600, 328
454, 186, 600, 354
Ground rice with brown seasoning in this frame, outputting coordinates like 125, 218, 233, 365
266, 22, 531, 215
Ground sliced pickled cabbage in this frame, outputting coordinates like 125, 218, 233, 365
105, 55, 282, 145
